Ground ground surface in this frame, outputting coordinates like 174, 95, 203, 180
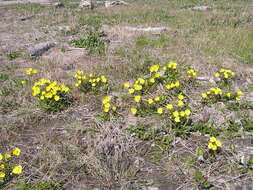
0, 0, 253, 189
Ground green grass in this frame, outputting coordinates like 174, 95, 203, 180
18, 182, 62, 190
1, 0, 253, 189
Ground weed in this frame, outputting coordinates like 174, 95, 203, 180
6, 51, 22, 60
71, 28, 106, 55
18, 182, 62, 190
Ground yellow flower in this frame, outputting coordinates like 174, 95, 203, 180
184, 109, 191, 116
77, 70, 83, 75
0, 164, 4, 169
167, 61, 177, 69
214, 73, 220, 78
173, 111, 179, 117
150, 64, 160, 72
162, 66, 167, 71
130, 107, 137, 115
134, 84, 142, 91
201, 93, 207, 98
215, 140, 222, 147
214, 88, 222, 95
236, 90, 243, 96
54, 95, 60, 101
124, 82, 130, 89
166, 104, 173, 110
226, 92, 231, 98
236, 97, 240, 101
208, 143, 213, 150
128, 88, 135, 94
104, 103, 110, 109
174, 117, 180, 123
148, 98, 154, 105
210, 137, 216, 143
134, 95, 142, 103
12, 165, 22, 175
180, 111, 185, 117
211, 145, 217, 151
32, 69, 38, 74
178, 94, 184, 100
21, 80, 26, 85
104, 107, 110, 113
45, 93, 53, 99
175, 81, 180, 87
112, 106, 117, 111
0, 172, 5, 178
102, 96, 111, 104
178, 100, 184, 107
138, 78, 145, 85
165, 84, 172, 89
149, 78, 155, 83
157, 108, 163, 114
154, 73, 161, 78
0, 153, 2, 161
4, 153, 11, 159
101, 76, 107, 83
40, 96, 45, 100
154, 97, 160, 101
12, 147, 21, 156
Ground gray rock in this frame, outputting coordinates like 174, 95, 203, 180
28, 41, 56, 57
123, 26, 168, 33
142, 187, 159, 190
53, 2, 64, 7
0, 0, 53, 7
79, 0, 93, 9
191, 6, 210, 11
196, 76, 216, 84
105, 0, 128, 8
234, 138, 253, 165
20, 15, 35, 21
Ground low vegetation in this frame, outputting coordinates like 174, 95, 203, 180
0, 0, 253, 189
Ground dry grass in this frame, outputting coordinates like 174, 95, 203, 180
1, 0, 253, 189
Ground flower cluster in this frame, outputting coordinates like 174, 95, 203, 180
102, 96, 117, 113
32, 78, 69, 101
25, 68, 38, 75
31, 78, 70, 112
165, 81, 180, 90
201, 87, 223, 99
201, 88, 243, 102
215, 68, 235, 80
165, 94, 191, 124
208, 137, 222, 151
124, 77, 147, 95
122, 61, 193, 124
0, 147, 22, 181
130, 93, 191, 124
187, 69, 197, 78
74, 70, 108, 93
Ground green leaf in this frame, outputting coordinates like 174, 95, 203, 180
195, 169, 204, 182
248, 156, 253, 167
196, 146, 204, 157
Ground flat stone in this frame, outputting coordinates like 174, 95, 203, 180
123, 26, 168, 33
28, 41, 56, 57
105, 0, 128, 8
0, 0, 55, 7
196, 76, 216, 84
191, 6, 210, 11
79, 0, 93, 9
